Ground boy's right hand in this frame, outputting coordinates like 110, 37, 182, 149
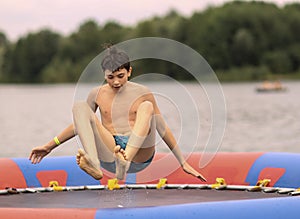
29, 146, 51, 164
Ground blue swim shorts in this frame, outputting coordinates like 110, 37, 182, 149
100, 135, 154, 174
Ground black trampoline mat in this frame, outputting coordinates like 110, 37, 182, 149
0, 189, 286, 209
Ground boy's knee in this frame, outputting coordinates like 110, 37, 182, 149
72, 101, 89, 114
138, 101, 154, 115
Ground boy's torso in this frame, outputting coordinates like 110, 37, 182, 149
96, 82, 150, 135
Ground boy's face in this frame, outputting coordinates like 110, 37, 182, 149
104, 67, 132, 91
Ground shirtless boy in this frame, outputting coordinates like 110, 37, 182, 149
29, 46, 206, 182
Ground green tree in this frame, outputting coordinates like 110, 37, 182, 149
2, 1, 300, 83
283, 3, 300, 43
3, 30, 61, 83
59, 20, 102, 62
231, 28, 256, 66
0, 32, 9, 81
100, 21, 131, 43
262, 50, 292, 74
287, 43, 300, 72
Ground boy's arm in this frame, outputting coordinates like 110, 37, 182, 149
156, 114, 206, 181
29, 124, 76, 164
45, 124, 76, 152
148, 92, 206, 182
29, 86, 100, 164
155, 115, 185, 164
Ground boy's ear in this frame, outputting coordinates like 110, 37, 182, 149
128, 67, 132, 77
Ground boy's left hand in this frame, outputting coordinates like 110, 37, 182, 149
182, 162, 207, 182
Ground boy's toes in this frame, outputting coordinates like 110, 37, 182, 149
120, 148, 125, 154
121, 151, 128, 160
114, 145, 121, 153
78, 148, 86, 156
76, 153, 80, 164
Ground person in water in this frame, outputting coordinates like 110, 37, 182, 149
29, 46, 206, 182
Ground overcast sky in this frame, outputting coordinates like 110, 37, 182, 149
0, 0, 297, 41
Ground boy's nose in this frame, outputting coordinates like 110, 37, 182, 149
113, 80, 120, 85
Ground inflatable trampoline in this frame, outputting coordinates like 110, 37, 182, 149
1, 152, 300, 218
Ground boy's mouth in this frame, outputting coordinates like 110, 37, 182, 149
113, 85, 121, 88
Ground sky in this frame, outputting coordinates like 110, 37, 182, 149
0, 0, 298, 41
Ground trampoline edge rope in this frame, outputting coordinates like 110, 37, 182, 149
1, 182, 300, 198
1, 182, 300, 219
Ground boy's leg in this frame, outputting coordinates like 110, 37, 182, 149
72, 101, 116, 179
114, 101, 154, 179
125, 101, 154, 161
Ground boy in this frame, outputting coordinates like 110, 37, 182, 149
29, 46, 206, 182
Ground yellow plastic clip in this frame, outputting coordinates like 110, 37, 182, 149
256, 179, 271, 187
107, 178, 120, 190
156, 178, 167, 189
211, 178, 227, 189
49, 181, 63, 191
249, 179, 271, 191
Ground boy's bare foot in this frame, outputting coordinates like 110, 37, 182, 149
114, 145, 130, 180
76, 149, 103, 180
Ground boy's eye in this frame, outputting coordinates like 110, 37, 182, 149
117, 74, 124, 78
107, 75, 114, 79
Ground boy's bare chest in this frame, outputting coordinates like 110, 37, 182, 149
97, 92, 143, 119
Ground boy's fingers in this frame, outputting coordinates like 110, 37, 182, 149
198, 175, 207, 182
33, 155, 38, 164
30, 153, 42, 164
30, 154, 35, 164
29, 151, 33, 160
30, 153, 36, 163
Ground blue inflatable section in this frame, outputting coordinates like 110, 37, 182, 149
246, 153, 300, 188
13, 156, 100, 187
13, 156, 137, 187
96, 197, 300, 219
10, 152, 300, 188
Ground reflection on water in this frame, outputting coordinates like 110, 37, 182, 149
0, 81, 300, 158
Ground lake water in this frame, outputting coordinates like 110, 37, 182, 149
1, 81, 300, 158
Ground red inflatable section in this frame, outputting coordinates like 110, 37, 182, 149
257, 167, 285, 187
36, 170, 68, 187
137, 152, 264, 184
0, 153, 265, 188
0, 208, 96, 219
0, 158, 27, 189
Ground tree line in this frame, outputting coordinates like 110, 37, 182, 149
0, 1, 300, 83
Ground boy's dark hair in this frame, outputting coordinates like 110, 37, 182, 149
101, 44, 131, 72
